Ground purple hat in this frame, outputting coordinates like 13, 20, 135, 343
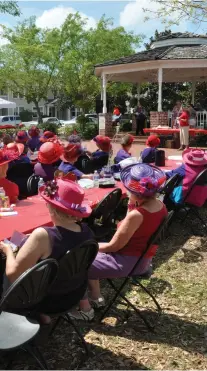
121, 163, 166, 197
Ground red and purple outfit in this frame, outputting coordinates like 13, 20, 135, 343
88, 204, 167, 279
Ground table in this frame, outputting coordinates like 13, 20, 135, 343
143, 128, 207, 136
0, 183, 127, 240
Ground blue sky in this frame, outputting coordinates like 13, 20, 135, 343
1, 1, 206, 49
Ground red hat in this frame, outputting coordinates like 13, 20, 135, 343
113, 107, 120, 116
93, 135, 112, 152
28, 126, 40, 138
60, 143, 83, 163
40, 179, 92, 218
16, 130, 29, 144
38, 142, 63, 165
40, 131, 56, 143
182, 148, 207, 166
0, 148, 19, 166
146, 135, 160, 148
6, 142, 24, 156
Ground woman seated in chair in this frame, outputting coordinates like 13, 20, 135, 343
114, 134, 134, 164
34, 141, 63, 181
85, 135, 112, 172
15, 130, 29, 146
141, 135, 160, 163
58, 143, 93, 180
69, 163, 167, 321
0, 147, 19, 203
7, 143, 30, 166
0, 179, 94, 322
39, 130, 56, 143
27, 126, 42, 152
165, 148, 207, 208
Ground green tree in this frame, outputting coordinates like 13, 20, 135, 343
0, 1, 20, 16
58, 16, 142, 112
144, 0, 207, 26
0, 18, 65, 123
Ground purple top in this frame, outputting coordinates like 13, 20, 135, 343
34, 162, 55, 181
58, 161, 83, 179
141, 148, 157, 163
92, 150, 108, 158
27, 137, 41, 152
114, 149, 131, 164
9, 154, 31, 168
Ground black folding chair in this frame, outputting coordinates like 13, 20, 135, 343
7, 163, 34, 198
37, 240, 98, 356
100, 211, 174, 330
87, 188, 122, 241
172, 168, 207, 231
0, 259, 58, 369
159, 174, 182, 203
27, 174, 40, 196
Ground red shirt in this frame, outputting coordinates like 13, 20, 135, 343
118, 204, 167, 257
179, 111, 189, 127
0, 178, 19, 203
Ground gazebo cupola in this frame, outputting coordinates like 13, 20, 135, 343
95, 32, 207, 136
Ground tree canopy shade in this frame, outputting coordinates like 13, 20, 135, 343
0, 1, 20, 16
144, 0, 207, 26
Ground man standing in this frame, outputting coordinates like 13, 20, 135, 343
134, 103, 146, 136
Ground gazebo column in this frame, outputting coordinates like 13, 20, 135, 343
98, 73, 113, 137
191, 82, 196, 105
137, 83, 141, 103
150, 67, 168, 129
158, 67, 163, 112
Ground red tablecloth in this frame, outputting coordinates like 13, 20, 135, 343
143, 128, 207, 136
0, 183, 127, 240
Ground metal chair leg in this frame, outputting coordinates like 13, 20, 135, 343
64, 314, 90, 355
132, 280, 162, 312
23, 344, 48, 370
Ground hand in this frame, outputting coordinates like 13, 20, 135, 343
0, 241, 12, 255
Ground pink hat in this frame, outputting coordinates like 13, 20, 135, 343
6, 142, 24, 156
0, 148, 19, 166
183, 149, 207, 166
40, 179, 92, 218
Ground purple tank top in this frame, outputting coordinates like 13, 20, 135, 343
43, 223, 94, 260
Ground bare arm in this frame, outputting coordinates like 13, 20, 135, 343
0, 228, 51, 282
99, 210, 143, 253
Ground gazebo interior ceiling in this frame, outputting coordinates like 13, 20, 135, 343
107, 67, 207, 84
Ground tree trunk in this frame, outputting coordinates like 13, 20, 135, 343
34, 101, 42, 124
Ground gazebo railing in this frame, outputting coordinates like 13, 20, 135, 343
168, 111, 207, 129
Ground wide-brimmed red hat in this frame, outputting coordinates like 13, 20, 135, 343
121, 134, 134, 147
40, 179, 92, 218
146, 135, 160, 148
183, 148, 207, 166
60, 143, 83, 163
93, 135, 111, 152
38, 141, 63, 165
40, 131, 56, 143
28, 126, 40, 138
0, 148, 19, 166
6, 142, 24, 156
16, 130, 29, 144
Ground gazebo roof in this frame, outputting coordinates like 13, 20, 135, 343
94, 33, 207, 84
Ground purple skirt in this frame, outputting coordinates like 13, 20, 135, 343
88, 252, 152, 280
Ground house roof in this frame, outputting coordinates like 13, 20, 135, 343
95, 44, 207, 68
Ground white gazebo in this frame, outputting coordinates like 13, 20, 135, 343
0, 98, 16, 110
94, 33, 207, 135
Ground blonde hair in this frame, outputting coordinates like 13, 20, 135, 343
47, 203, 79, 223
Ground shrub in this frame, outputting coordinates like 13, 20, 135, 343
76, 115, 88, 132
63, 124, 80, 137
37, 122, 58, 134
82, 123, 98, 140
120, 121, 132, 132
19, 110, 33, 122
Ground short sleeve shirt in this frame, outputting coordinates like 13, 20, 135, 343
58, 162, 83, 179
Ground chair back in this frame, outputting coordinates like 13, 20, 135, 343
0, 259, 58, 313
47, 239, 98, 296
7, 163, 34, 180
89, 188, 122, 225
160, 174, 181, 200
27, 174, 40, 196
183, 167, 207, 203
129, 211, 174, 277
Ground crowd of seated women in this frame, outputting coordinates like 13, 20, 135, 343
0, 128, 206, 324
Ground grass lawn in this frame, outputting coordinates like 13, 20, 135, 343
1, 214, 207, 370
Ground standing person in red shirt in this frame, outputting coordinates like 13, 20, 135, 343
178, 108, 190, 151
0, 147, 19, 203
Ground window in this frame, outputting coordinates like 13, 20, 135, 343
2, 117, 9, 122
19, 107, 24, 113
9, 116, 14, 121
12, 92, 19, 98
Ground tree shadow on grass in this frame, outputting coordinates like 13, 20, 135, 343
92, 307, 207, 357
